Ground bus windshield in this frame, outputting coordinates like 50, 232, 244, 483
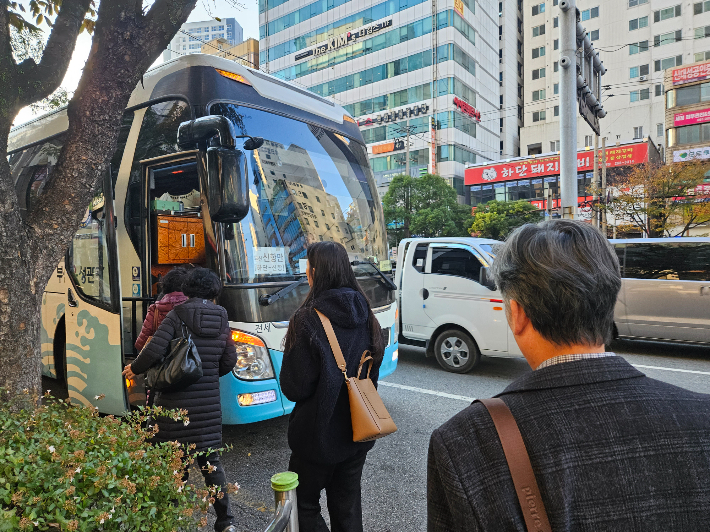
211, 103, 388, 286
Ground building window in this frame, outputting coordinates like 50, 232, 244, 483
590, 30, 599, 41
630, 89, 650, 102
532, 89, 546, 101
533, 24, 546, 37
532, 67, 546, 80
655, 30, 682, 47
553, 17, 558, 28
629, 16, 649, 30
532, 46, 546, 59
676, 123, 710, 144
629, 41, 649, 54
553, 105, 559, 116
554, 61, 559, 72
532, 3, 545, 16
695, 26, 710, 39
657, 123, 664, 137
629, 64, 650, 78
518, 40, 523, 55
554, 39, 559, 50
654, 55, 683, 71
550, 140, 560, 151
695, 1, 710, 14
554, 83, 559, 94
584, 135, 593, 146
695, 51, 710, 62
654, 5, 681, 22
533, 110, 547, 122
633, 126, 644, 139
655, 83, 664, 96
629, 0, 648, 5
581, 7, 599, 20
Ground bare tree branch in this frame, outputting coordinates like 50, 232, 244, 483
14, 0, 92, 107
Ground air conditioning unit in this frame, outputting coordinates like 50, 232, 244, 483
639, 75, 648, 81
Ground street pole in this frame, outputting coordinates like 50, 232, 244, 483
405, 123, 411, 177
592, 134, 599, 227
559, 0, 578, 219
601, 136, 608, 235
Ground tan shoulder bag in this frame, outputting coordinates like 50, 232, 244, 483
315, 309, 397, 442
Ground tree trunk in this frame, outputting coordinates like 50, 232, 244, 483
0, 0, 197, 401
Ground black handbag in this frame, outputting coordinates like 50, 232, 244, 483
146, 322, 203, 393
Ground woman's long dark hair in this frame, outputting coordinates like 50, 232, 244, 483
285, 241, 386, 364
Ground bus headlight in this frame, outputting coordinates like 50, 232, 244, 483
231, 330, 275, 381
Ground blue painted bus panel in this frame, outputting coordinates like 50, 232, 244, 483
269, 349, 296, 415
220, 371, 286, 425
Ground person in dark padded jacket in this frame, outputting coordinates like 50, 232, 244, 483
122, 268, 238, 532
281, 241, 386, 532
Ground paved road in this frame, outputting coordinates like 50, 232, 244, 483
206, 339, 710, 532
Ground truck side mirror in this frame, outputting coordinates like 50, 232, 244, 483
206, 147, 249, 223
479, 266, 497, 291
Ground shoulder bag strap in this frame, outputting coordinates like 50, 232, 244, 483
152, 305, 160, 331
478, 398, 552, 532
314, 309, 348, 377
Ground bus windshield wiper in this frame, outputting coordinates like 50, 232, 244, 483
351, 261, 397, 291
259, 277, 308, 306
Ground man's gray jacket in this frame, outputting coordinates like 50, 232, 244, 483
427, 356, 710, 531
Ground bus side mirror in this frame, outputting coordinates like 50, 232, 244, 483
206, 147, 249, 223
479, 266, 497, 291
243, 136, 263, 151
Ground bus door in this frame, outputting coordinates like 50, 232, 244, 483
65, 172, 127, 415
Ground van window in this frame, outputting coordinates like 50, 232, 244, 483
624, 243, 710, 281
430, 248, 484, 282
412, 244, 428, 273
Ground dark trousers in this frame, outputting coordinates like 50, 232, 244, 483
288, 451, 369, 532
183, 452, 234, 532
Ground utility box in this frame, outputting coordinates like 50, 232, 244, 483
154, 214, 205, 264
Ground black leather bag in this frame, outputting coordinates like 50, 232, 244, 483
146, 322, 203, 393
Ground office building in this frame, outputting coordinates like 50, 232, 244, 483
201, 37, 260, 69
259, 0, 507, 200
499, 0, 525, 159
521, 0, 710, 157
164, 18, 244, 61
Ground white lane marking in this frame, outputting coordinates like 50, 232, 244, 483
633, 364, 710, 376
379, 381, 475, 402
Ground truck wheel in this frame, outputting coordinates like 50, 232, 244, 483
433, 329, 480, 373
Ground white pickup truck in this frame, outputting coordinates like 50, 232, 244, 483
394, 237, 523, 373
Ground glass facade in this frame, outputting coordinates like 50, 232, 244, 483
469, 173, 593, 206
309, 43, 475, 98
271, 11, 476, 81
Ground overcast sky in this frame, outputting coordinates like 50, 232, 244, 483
13, 0, 259, 126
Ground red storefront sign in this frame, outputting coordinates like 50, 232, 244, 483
453, 97, 481, 121
672, 62, 710, 85
674, 108, 710, 126
465, 143, 650, 185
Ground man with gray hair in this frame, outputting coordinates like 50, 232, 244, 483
427, 220, 710, 531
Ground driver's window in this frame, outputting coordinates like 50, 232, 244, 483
430, 248, 485, 283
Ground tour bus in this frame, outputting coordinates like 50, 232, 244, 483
8, 54, 399, 422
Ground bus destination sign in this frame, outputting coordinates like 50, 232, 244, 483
295, 19, 393, 61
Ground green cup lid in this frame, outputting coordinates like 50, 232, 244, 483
271, 471, 299, 492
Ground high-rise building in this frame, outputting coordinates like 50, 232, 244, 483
499, 0, 525, 159
259, 0, 505, 200
164, 18, 244, 61
521, 0, 710, 158
201, 37, 260, 69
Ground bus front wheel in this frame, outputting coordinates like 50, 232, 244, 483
433, 329, 480, 374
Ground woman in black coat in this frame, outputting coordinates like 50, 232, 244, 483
280, 241, 386, 532
122, 268, 238, 532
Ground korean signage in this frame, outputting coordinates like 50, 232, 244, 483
295, 19, 392, 61
372, 138, 405, 154
674, 108, 710, 127
253, 247, 286, 275
454, 0, 464, 17
453, 97, 481, 121
357, 104, 429, 127
672, 62, 710, 85
465, 143, 650, 185
673, 146, 710, 162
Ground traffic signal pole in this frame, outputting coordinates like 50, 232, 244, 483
559, 0, 578, 219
